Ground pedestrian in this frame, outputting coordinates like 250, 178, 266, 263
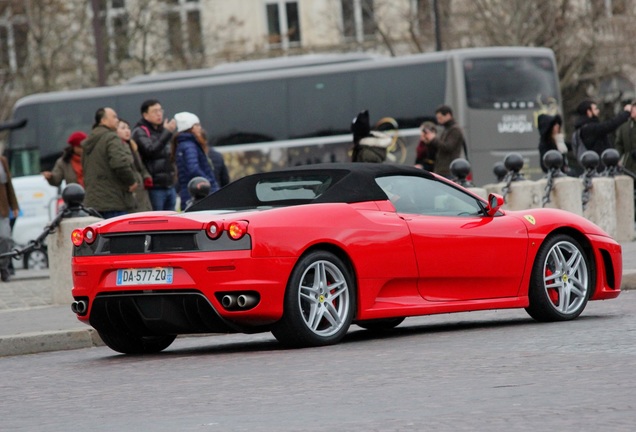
414, 121, 438, 171
614, 103, 636, 223
0, 154, 19, 282
171, 112, 220, 211
432, 105, 467, 178
350, 110, 392, 163
208, 146, 230, 188
41, 131, 86, 187
82, 107, 139, 219
574, 99, 631, 172
614, 103, 636, 176
117, 119, 153, 212
201, 128, 230, 187
131, 99, 177, 211
538, 113, 569, 173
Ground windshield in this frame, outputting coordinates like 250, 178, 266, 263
463, 56, 559, 110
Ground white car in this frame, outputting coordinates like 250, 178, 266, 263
11, 175, 60, 269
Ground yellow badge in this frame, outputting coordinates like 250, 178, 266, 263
524, 215, 536, 225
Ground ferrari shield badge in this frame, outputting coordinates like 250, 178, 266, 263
524, 215, 536, 225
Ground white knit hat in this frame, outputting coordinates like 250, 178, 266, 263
174, 112, 200, 132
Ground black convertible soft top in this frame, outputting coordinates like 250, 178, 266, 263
187, 163, 434, 211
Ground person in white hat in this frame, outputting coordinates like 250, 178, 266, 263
171, 112, 219, 210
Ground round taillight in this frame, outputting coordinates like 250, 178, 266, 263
205, 221, 223, 239
71, 229, 84, 246
227, 221, 248, 240
84, 227, 96, 244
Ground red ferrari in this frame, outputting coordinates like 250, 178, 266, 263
71, 163, 622, 354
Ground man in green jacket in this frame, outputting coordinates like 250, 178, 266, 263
82, 107, 139, 219
615, 103, 636, 176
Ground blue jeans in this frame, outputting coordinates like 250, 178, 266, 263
149, 187, 177, 211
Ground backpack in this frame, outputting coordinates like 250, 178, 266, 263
571, 127, 587, 162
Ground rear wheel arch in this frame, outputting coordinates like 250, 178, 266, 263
272, 245, 357, 347
293, 243, 358, 307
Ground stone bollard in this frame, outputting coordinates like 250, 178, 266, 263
584, 177, 617, 239
536, 176, 583, 216
49, 216, 102, 305
615, 175, 635, 242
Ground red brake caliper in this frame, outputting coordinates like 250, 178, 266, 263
545, 268, 559, 304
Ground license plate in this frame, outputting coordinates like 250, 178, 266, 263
116, 267, 174, 286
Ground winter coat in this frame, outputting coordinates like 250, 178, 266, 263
125, 138, 153, 212
208, 148, 230, 187
174, 133, 220, 210
0, 156, 19, 219
351, 131, 392, 163
131, 118, 176, 188
415, 138, 438, 172
81, 125, 138, 212
575, 111, 629, 156
538, 114, 570, 173
432, 120, 465, 177
45, 153, 82, 187
615, 118, 636, 176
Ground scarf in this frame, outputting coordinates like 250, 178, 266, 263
71, 153, 84, 186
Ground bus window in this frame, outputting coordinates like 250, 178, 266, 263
355, 62, 446, 128
288, 73, 354, 139
205, 78, 287, 145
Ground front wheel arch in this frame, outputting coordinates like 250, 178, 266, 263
525, 233, 593, 322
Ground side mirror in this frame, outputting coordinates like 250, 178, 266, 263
485, 193, 504, 216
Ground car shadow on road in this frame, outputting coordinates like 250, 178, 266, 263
90, 311, 619, 361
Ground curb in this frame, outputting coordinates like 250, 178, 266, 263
621, 270, 636, 291
0, 328, 104, 357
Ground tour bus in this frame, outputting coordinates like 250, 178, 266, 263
7, 46, 561, 187
124, 52, 381, 85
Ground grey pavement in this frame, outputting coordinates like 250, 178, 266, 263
1, 240, 636, 358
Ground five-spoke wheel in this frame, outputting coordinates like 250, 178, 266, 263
272, 250, 355, 347
526, 234, 591, 322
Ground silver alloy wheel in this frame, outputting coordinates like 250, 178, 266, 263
542, 240, 589, 314
297, 260, 350, 337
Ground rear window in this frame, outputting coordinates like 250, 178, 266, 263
255, 175, 334, 202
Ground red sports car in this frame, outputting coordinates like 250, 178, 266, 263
71, 163, 622, 354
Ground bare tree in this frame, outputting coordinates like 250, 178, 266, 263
20, 0, 92, 93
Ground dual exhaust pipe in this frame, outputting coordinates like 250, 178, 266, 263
221, 293, 259, 310
71, 299, 88, 315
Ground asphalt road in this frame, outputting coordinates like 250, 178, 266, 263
1, 291, 635, 432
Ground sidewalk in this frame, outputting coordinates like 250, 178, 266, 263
2, 241, 636, 357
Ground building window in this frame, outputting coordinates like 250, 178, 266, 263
265, 1, 301, 50
589, 0, 626, 17
341, 0, 375, 43
165, 0, 203, 58
96, 0, 130, 61
0, 1, 28, 72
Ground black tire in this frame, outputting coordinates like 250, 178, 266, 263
525, 234, 591, 322
357, 317, 405, 331
272, 250, 356, 348
97, 331, 176, 355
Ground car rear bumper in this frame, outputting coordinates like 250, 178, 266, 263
72, 252, 297, 333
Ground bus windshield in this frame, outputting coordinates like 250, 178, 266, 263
463, 56, 559, 109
